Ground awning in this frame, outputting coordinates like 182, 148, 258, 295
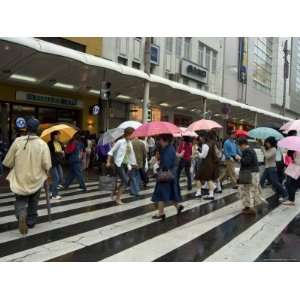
0, 37, 293, 125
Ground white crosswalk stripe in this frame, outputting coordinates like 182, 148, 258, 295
0, 177, 297, 262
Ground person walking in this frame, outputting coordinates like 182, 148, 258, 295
194, 132, 219, 200
260, 137, 288, 200
219, 130, 240, 189
152, 134, 183, 220
176, 136, 193, 191
131, 137, 147, 198
64, 132, 87, 192
283, 151, 300, 206
106, 127, 137, 205
237, 138, 266, 215
2, 117, 52, 235
48, 130, 64, 200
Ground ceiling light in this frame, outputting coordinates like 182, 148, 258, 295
160, 102, 169, 107
89, 89, 101, 95
117, 94, 131, 100
10, 74, 37, 82
176, 106, 185, 110
4, 45, 10, 51
214, 114, 221, 117
53, 82, 75, 89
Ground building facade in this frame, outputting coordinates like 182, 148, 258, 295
222, 37, 300, 121
102, 37, 225, 125
0, 37, 103, 143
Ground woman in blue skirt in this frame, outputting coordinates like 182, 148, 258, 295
152, 134, 184, 220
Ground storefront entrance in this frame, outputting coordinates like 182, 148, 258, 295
0, 101, 81, 143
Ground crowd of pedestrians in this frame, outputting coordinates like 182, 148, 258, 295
0, 116, 300, 235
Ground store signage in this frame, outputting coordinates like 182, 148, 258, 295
16, 91, 83, 108
15, 117, 26, 129
89, 104, 101, 115
150, 44, 160, 65
181, 59, 208, 84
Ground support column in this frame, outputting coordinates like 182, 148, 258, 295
254, 112, 258, 128
203, 98, 207, 115
143, 37, 151, 123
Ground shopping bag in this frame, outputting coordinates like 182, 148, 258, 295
99, 174, 117, 191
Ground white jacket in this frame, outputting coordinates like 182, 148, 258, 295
3, 135, 52, 195
108, 138, 137, 168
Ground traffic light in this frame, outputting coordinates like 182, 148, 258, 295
100, 81, 111, 101
147, 108, 152, 122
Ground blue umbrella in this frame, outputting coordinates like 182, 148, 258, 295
248, 127, 283, 140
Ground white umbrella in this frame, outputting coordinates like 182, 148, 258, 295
99, 128, 124, 145
118, 120, 142, 129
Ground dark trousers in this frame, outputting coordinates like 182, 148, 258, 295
177, 159, 192, 190
139, 168, 149, 187
260, 167, 288, 198
15, 189, 41, 226
65, 162, 86, 190
276, 161, 285, 184
50, 166, 60, 197
286, 176, 300, 202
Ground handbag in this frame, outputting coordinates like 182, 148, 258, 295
157, 170, 174, 183
99, 175, 117, 191
238, 169, 252, 185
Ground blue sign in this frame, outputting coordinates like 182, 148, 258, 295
16, 117, 26, 129
92, 105, 100, 115
150, 44, 160, 65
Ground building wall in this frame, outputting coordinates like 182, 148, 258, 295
102, 37, 224, 95
223, 37, 299, 119
65, 37, 102, 56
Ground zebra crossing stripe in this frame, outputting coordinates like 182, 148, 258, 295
205, 196, 300, 262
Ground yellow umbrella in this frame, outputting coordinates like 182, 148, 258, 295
40, 124, 78, 143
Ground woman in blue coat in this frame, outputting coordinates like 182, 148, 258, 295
152, 134, 184, 220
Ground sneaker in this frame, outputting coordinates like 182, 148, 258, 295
19, 214, 28, 235
195, 191, 202, 197
51, 195, 62, 200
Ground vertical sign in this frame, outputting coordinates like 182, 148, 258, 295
238, 37, 248, 84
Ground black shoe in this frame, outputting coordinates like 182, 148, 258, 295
233, 186, 239, 190
215, 189, 222, 194
203, 196, 215, 200
177, 205, 184, 215
152, 214, 166, 221
80, 187, 87, 192
27, 223, 36, 229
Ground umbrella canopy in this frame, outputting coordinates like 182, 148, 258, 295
248, 127, 283, 140
40, 124, 78, 143
278, 136, 300, 152
100, 127, 124, 145
118, 120, 142, 130
174, 127, 198, 138
132, 121, 181, 138
280, 119, 300, 133
235, 129, 248, 138
187, 119, 222, 131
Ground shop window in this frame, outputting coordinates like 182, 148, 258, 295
132, 61, 141, 69
118, 56, 128, 65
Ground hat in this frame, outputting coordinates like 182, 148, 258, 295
26, 117, 40, 133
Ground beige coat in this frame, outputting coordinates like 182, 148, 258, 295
3, 135, 52, 195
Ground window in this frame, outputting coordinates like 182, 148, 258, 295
166, 37, 173, 54
184, 37, 192, 59
176, 37, 182, 58
118, 56, 128, 65
198, 43, 205, 66
253, 37, 273, 91
212, 51, 217, 73
205, 48, 211, 71
132, 61, 140, 69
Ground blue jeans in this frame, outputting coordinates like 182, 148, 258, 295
64, 162, 86, 190
50, 166, 60, 197
0, 161, 3, 176
130, 168, 141, 196
261, 167, 287, 198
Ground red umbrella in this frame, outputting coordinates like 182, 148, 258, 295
132, 121, 181, 137
235, 129, 248, 138
187, 119, 222, 131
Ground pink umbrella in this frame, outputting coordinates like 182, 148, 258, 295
187, 119, 223, 131
173, 127, 198, 138
278, 136, 300, 152
280, 120, 294, 132
132, 121, 181, 138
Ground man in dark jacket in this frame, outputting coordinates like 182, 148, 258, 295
237, 138, 266, 215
